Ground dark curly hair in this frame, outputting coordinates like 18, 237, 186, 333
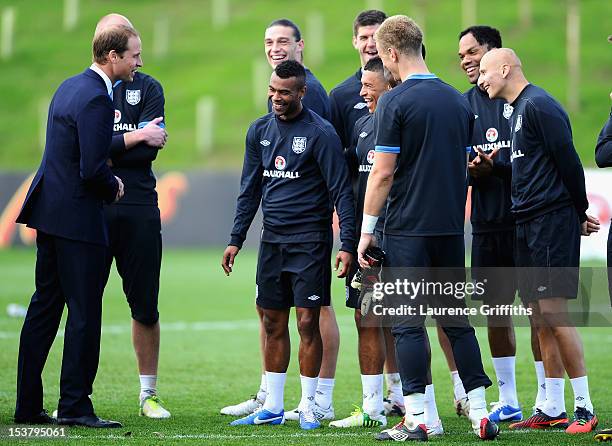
274, 60, 306, 89
459, 25, 502, 50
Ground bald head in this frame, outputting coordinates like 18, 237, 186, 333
477, 47, 528, 102
480, 48, 522, 70
95, 13, 133, 36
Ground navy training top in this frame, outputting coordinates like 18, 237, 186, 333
229, 106, 356, 253
345, 113, 385, 234
109, 72, 165, 206
509, 84, 588, 223
329, 68, 369, 148
464, 85, 514, 234
374, 74, 473, 236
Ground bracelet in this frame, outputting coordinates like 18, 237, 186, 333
361, 213, 379, 234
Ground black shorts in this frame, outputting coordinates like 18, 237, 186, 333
104, 205, 162, 325
515, 206, 581, 302
471, 230, 517, 304
346, 230, 383, 309
256, 241, 332, 309
383, 234, 464, 268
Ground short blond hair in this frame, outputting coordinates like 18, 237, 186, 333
375, 15, 422, 57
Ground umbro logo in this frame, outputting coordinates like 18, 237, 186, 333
354, 102, 368, 109
307, 295, 321, 301
359, 131, 368, 138
537, 286, 547, 292
576, 396, 585, 401
498, 380, 505, 387
474, 114, 479, 119
260, 140, 271, 146
514, 114, 523, 132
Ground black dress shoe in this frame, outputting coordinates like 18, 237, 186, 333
57, 415, 122, 428
14, 410, 57, 424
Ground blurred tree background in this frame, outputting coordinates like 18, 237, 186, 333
0, 0, 610, 170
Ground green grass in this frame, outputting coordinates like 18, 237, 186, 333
0, 0, 610, 170
0, 248, 610, 445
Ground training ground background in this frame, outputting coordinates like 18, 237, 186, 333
0, 0, 610, 169
0, 248, 609, 445
1, 0, 611, 444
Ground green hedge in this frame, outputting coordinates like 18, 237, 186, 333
0, 0, 610, 169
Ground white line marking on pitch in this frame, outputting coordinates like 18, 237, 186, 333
1, 316, 610, 343
54, 429, 568, 441
0, 316, 357, 340
0, 319, 258, 339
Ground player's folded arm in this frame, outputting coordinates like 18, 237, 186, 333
112, 83, 166, 167
111, 144, 160, 167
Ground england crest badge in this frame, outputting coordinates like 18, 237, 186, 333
292, 136, 307, 154
503, 103, 514, 119
126, 89, 141, 106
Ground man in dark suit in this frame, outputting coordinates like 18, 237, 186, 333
14, 23, 142, 428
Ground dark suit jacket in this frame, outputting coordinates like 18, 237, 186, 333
17, 68, 119, 246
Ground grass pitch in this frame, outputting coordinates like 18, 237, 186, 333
0, 248, 610, 445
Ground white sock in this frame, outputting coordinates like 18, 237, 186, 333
424, 384, 440, 426
542, 377, 565, 417
256, 373, 267, 401
534, 361, 546, 410
467, 386, 488, 428
262, 371, 286, 414
492, 356, 518, 407
450, 371, 467, 400
299, 375, 318, 411
139, 374, 157, 400
570, 376, 593, 413
361, 374, 384, 416
385, 373, 403, 404
315, 377, 335, 409
403, 393, 425, 429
